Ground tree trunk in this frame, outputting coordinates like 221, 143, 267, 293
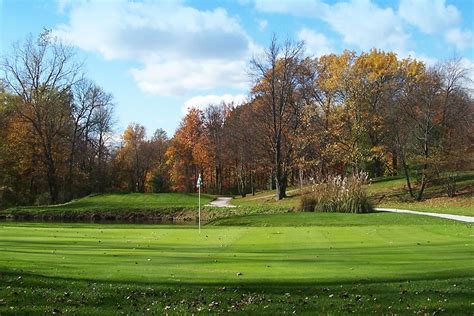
46, 160, 59, 203
275, 164, 287, 200
66, 135, 77, 201
274, 133, 288, 200
417, 173, 426, 201
238, 164, 246, 197
299, 168, 304, 190
401, 156, 414, 198
276, 172, 288, 200
250, 171, 255, 196
417, 126, 430, 201
42, 138, 59, 203
391, 150, 398, 176
97, 133, 105, 193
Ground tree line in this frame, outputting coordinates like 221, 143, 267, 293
1, 33, 472, 208
167, 37, 472, 200
0, 31, 116, 205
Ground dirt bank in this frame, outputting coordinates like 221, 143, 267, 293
0, 208, 202, 224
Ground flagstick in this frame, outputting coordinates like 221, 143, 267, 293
197, 173, 202, 234
198, 185, 201, 234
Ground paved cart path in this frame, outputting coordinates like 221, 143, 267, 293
374, 207, 474, 223
207, 197, 236, 208
207, 197, 473, 223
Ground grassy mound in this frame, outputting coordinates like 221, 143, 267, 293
0, 193, 215, 222
7, 193, 215, 211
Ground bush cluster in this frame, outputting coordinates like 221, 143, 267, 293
300, 173, 372, 213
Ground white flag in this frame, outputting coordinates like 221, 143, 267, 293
196, 173, 203, 188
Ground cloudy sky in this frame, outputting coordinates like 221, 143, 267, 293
1, 0, 473, 136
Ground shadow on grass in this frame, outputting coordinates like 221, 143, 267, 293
1, 267, 472, 292
1, 268, 473, 314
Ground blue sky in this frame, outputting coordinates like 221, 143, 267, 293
1, 0, 473, 137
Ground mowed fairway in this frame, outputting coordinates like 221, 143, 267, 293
0, 213, 473, 314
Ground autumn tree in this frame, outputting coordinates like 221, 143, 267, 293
399, 60, 473, 200
66, 78, 114, 198
296, 52, 354, 179
0, 89, 41, 207
223, 102, 263, 196
250, 36, 305, 200
199, 104, 228, 194
167, 109, 203, 192
89, 104, 115, 193
1, 30, 80, 202
436, 58, 473, 176
2, 32, 472, 205
116, 123, 146, 192
147, 128, 170, 192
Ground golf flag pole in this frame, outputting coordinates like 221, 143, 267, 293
197, 173, 203, 233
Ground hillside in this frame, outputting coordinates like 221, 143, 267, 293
0, 193, 214, 222
231, 172, 474, 216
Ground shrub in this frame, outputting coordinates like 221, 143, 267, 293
300, 193, 317, 212
301, 173, 372, 213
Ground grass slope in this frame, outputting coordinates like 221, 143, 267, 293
231, 172, 474, 216
5, 193, 214, 212
369, 173, 474, 216
231, 188, 301, 211
1, 213, 472, 314
0, 193, 217, 223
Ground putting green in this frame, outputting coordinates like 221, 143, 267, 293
1, 213, 472, 285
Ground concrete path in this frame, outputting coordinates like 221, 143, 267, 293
206, 197, 473, 223
375, 207, 474, 223
206, 197, 236, 208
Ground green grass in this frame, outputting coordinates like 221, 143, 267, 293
209, 211, 467, 226
230, 172, 474, 216
0, 213, 473, 314
379, 197, 474, 216
0, 178, 472, 313
366, 177, 407, 195
367, 172, 474, 216
5, 193, 214, 213
231, 187, 301, 211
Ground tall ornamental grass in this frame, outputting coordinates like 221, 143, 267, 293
300, 173, 372, 213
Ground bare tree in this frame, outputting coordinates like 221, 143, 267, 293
67, 78, 113, 198
91, 104, 114, 193
1, 30, 81, 202
438, 58, 472, 146
203, 104, 226, 195
250, 35, 304, 200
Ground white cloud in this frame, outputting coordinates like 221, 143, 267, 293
297, 28, 333, 57
253, 0, 409, 54
398, 0, 460, 34
444, 28, 473, 51
459, 58, 474, 92
400, 51, 438, 67
322, 0, 409, 53
183, 94, 248, 114
54, 1, 254, 96
131, 59, 249, 96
